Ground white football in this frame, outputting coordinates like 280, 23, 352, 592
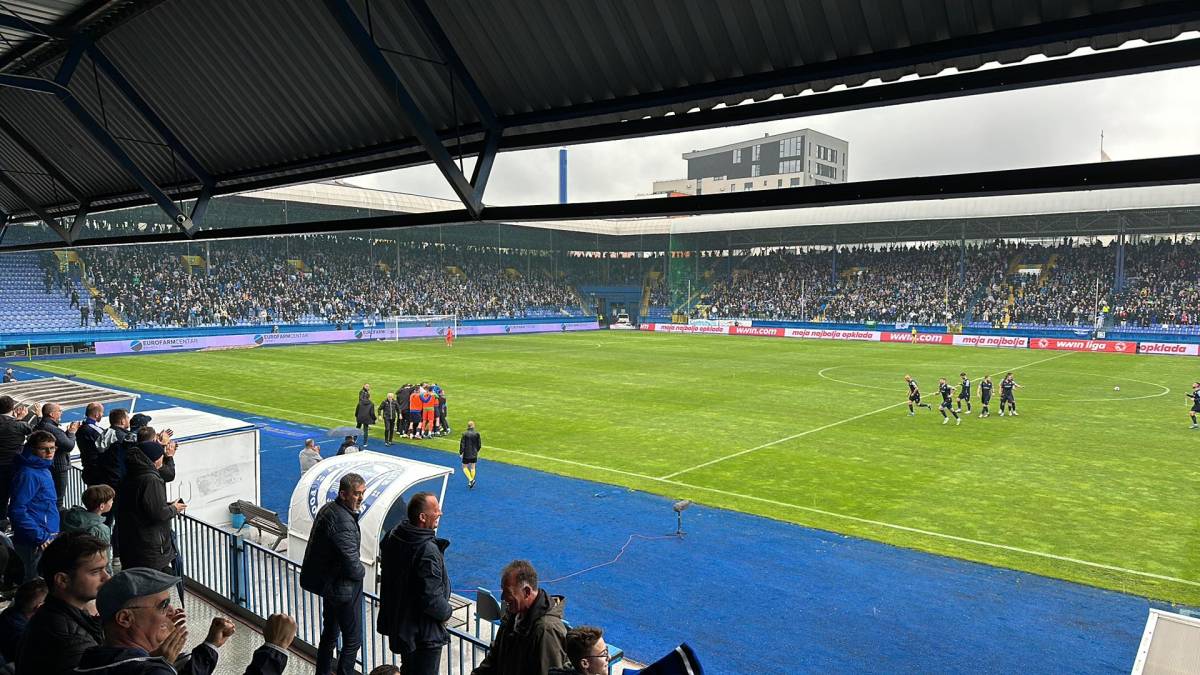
1113, 386, 1120, 392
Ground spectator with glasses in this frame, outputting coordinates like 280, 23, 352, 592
550, 626, 610, 675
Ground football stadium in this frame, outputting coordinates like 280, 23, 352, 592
1, 3, 1200, 674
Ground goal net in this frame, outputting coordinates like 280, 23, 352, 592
384, 314, 458, 341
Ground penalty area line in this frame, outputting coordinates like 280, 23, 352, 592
486, 442, 1200, 590
663, 350, 1075, 480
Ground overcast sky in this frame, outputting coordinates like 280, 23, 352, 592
348, 41, 1200, 207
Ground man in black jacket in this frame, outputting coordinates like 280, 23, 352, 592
300, 473, 366, 675
77, 402, 106, 487
116, 440, 186, 573
396, 384, 413, 439
379, 393, 402, 447
355, 386, 376, 449
0, 396, 31, 530
17, 533, 109, 675
37, 402, 79, 508
378, 492, 451, 675
459, 421, 482, 489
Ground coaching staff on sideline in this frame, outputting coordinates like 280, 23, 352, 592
459, 421, 481, 490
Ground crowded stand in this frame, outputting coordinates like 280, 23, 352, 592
5, 236, 1200, 333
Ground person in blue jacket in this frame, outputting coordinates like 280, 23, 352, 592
8, 430, 60, 581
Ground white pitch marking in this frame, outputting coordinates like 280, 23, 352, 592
485, 442, 1200, 590
663, 351, 1075, 479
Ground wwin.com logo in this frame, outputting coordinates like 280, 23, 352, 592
129, 341, 143, 352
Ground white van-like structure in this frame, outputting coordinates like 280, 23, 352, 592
287, 452, 453, 592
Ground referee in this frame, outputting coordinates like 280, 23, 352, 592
459, 421, 481, 490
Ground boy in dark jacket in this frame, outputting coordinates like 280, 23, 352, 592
377, 493, 452, 675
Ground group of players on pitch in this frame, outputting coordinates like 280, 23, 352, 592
904, 372, 1021, 425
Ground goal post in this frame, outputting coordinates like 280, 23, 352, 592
384, 314, 459, 341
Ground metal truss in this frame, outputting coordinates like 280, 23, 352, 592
323, 0, 500, 218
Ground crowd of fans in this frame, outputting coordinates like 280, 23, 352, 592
73, 237, 581, 329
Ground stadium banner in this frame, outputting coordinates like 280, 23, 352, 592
730, 326, 786, 338
639, 323, 730, 334
1027, 337, 1135, 353
950, 335, 1029, 349
880, 332, 954, 345
690, 319, 751, 328
95, 320, 600, 355
784, 328, 881, 341
1137, 341, 1200, 356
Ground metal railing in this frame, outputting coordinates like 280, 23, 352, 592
66, 466, 491, 674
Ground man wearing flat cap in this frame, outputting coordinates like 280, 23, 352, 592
74, 567, 296, 674
115, 435, 185, 574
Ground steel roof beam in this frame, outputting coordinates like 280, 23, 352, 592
0, 169, 70, 242
0, 116, 87, 203
324, 0, 491, 219
86, 44, 214, 204
404, 0, 498, 132
0, 72, 196, 237
66, 200, 90, 242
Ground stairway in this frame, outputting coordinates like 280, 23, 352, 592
0, 252, 116, 332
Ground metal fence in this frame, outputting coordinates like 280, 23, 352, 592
66, 466, 491, 674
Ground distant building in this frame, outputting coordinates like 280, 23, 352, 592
651, 129, 848, 196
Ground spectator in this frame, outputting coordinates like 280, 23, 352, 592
75, 567, 293, 675
300, 473, 366, 675
17, 533, 109, 675
8, 430, 59, 581
298, 439, 322, 473
369, 667, 401, 675
550, 626, 610, 675
37, 402, 79, 509
62, 484, 115, 574
0, 396, 31, 532
378, 492, 451, 675
336, 435, 359, 456
0, 578, 47, 665
379, 393, 401, 447
2, 368, 14, 383
77, 402, 107, 488
115, 437, 185, 573
471, 560, 569, 675
356, 385, 376, 450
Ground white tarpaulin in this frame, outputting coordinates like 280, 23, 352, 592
135, 407, 260, 526
287, 452, 453, 592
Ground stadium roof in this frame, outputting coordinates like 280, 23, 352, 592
1, 1, 1199, 247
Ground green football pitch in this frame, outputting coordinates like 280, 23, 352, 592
27, 332, 1200, 603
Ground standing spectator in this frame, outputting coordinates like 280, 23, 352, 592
80, 303, 90, 327
37, 402, 80, 508
0, 578, 46, 665
2, 368, 14, 383
396, 384, 414, 439
95, 409, 136, 491
93, 302, 104, 327
378, 492, 451, 675
550, 626, 611, 675
116, 438, 185, 573
459, 421, 481, 490
9, 430, 59, 581
356, 385, 376, 449
77, 402, 106, 487
61, 484, 115, 573
300, 473, 366, 675
379, 393, 401, 447
16, 533, 109, 675
0, 396, 31, 531
77, 567, 294, 675
298, 439, 322, 473
471, 560, 569, 675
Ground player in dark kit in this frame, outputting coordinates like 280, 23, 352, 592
938, 378, 962, 425
998, 372, 1021, 416
955, 372, 973, 414
1187, 382, 1200, 429
978, 375, 994, 418
904, 375, 932, 416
